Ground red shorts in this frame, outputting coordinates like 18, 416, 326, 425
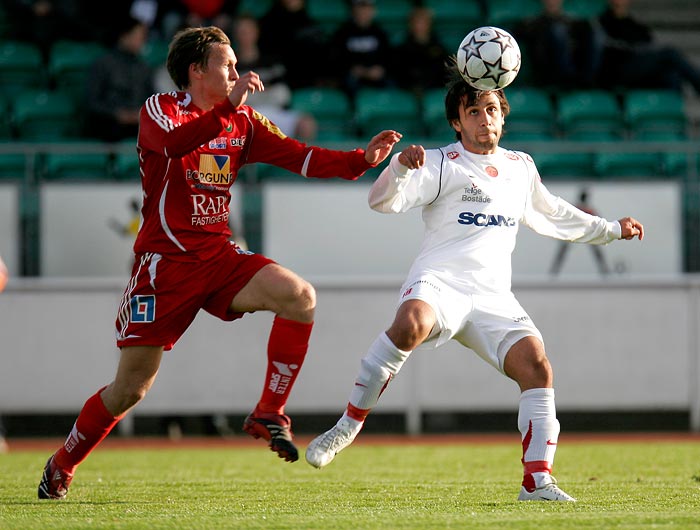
115, 241, 275, 351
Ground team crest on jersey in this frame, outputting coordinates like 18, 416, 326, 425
485, 166, 498, 177
188, 154, 233, 187
447, 151, 459, 159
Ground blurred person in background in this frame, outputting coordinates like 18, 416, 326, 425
257, 0, 328, 89
392, 6, 450, 99
37, 25, 401, 500
233, 14, 317, 141
328, 0, 394, 102
305, 62, 644, 502
84, 15, 155, 142
596, 0, 700, 94
515, 0, 602, 90
155, 0, 239, 41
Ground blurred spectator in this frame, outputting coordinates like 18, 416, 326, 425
257, 0, 328, 89
515, 0, 601, 89
233, 14, 317, 141
328, 0, 394, 102
154, 0, 239, 41
84, 15, 155, 142
596, 0, 700, 94
392, 6, 450, 98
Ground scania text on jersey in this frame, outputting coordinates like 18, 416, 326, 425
457, 212, 516, 227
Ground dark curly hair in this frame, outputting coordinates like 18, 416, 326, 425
443, 56, 510, 141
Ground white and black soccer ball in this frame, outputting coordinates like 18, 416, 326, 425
457, 26, 521, 90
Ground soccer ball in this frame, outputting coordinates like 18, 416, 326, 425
457, 26, 521, 90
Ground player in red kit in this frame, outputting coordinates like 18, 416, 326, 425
38, 25, 402, 500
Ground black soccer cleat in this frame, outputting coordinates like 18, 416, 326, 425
38, 455, 74, 500
243, 409, 299, 462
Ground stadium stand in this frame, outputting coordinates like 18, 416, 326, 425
12, 89, 81, 141
0, 40, 45, 98
486, 0, 541, 32
354, 87, 423, 137
557, 90, 624, 140
624, 89, 689, 138
290, 87, 354, 141
504, 87, 557, 138
48, 40, 106, 96
426, 0, 483, 50
43, 149, 113, 181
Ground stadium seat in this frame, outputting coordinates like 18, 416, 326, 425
374, 0, 412, 40
501, 131, 557, 148
113, 139, 141, 181
355, 87, 422, 137
631, 130, 692, 177
422, 87, 449, 138
306, 0, 348, 32
0, 148, 29, 180
13, 89, 81, 141
0, 93, 13, 139
238, 0, 274, 18
624, 89, 689, 138
43, 147, 112, 181
563, 0, 606, 17
0, 40, 45, 98
557, 90, 624, 140
531, 151, 595, 178
48, 40, 106, 96
426, 0, 484, 48
505, 87, 556, 137
593, 149, 662, 179
486, 0, 541, 31
290, 87, 353, 139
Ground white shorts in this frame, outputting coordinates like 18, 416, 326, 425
397, 273, 543, 374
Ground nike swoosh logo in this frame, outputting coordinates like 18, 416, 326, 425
546, 440, 557, 446
354, 383, 367, 388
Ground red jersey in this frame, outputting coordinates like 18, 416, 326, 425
134, 91, 373, 260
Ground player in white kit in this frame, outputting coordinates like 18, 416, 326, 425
305, 67, 644, 501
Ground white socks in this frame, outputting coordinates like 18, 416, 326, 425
518, 387, 559, 471
348, 332, 411, 411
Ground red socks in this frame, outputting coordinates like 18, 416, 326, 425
53, 388, 122, 472
256, 316, 313, 415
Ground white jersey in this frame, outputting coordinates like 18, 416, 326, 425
369, 141, 621, 295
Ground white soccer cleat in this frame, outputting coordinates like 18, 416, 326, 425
518, 476, 577, 502
305, 418, 358, 469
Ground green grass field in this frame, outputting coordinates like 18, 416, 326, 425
2, 437, 700, 529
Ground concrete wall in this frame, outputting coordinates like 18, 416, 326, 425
2, 276, 698, 432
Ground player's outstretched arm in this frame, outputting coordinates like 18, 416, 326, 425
618, 217, 644, 240
364, 130, 402, 166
